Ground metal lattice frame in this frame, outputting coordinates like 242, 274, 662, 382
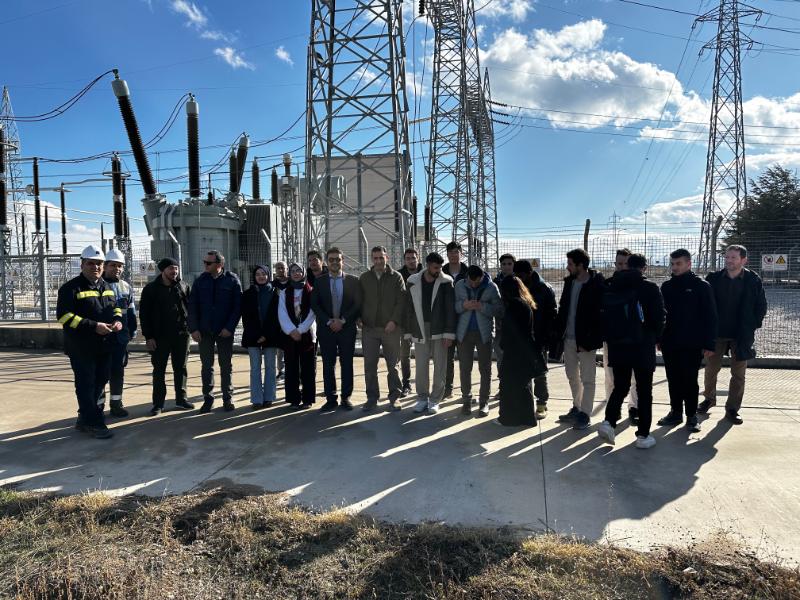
426, 0, 497, 268
697, 1, 760, 270
305, 0, 412, 269
1, 88, 26, 257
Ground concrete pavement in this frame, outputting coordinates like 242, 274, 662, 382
0, 349, 798, 565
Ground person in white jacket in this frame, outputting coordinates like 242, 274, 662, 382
278, 263, 317, 409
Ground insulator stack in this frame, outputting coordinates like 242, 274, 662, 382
45, 206, 50, 252
424, 203, 432, 242
251, 158, 260, 200
271, 168, 278, 203
60, 186, 67, 254
112, 73, 157, 197
207, 172, 214, 205
112, 155, 124, 236
121, 178, 129, 237
228, 152, 237, 193
186, 95, 201, 198
33, 157, 41, 233
412, 195, 418, 240
234, 134, 249, 193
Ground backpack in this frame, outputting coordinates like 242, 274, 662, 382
601, 287, 644, 344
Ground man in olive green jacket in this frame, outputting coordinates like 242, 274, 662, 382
359, 246, 406, 411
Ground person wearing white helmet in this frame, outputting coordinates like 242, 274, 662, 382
56, 245, 124, 439
100, 248, 138, 418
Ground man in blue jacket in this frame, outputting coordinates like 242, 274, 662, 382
189, 250, 243, 413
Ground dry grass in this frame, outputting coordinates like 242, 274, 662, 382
0, 486, 798, 599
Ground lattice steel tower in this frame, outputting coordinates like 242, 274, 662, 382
697, 1, 760, 270
1, 87, 25, 257
305, 0, 412, 268
424, 0, 496, 267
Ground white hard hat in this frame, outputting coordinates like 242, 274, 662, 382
105, 248, 125, 264
80, 245, 105, 261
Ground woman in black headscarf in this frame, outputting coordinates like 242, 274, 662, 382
496, 276, 545, 426
241, 265, 281, 409
277, 262, 318, 408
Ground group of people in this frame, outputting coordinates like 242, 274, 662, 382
56, 240, 767, 449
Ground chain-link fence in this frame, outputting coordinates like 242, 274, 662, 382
1, 222, 798, 356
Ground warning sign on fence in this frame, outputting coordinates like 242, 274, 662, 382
762, 254, 788, 271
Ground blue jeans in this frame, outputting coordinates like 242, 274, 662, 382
248, 346, 277, 405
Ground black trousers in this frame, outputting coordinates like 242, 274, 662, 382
70, 352, 111, 426
605, 363, 654, 438
662, 347, 702, 418
198, 333, 234, 402
318, 326, 356, 403
284, 341, 316, 405
151, 333, 191, 408
445, 344, 457, 391
109, 343, 128, 397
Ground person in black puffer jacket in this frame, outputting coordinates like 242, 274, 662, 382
241, 265, 281, 409
656, 248, 717, 432
597, 253, 665, 450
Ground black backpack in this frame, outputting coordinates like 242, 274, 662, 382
601, 287, 644, 344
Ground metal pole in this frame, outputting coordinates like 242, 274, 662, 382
167, 230, 182, 277
583, 219, 591, 251
644, 210, 648, 260
38, 239, 48, 321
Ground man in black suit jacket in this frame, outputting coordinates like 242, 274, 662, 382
311, 247, 362, 411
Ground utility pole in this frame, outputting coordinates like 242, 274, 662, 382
696, 1, 760, 270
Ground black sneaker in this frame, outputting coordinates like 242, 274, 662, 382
628, 406, 639, 426
149, 407, 162, 417
319, 400, 338, 412
85, 425, 114, 439
461, 401, 471, 416
199, 398, 214, 414
175, 400, 195, 411
401, 385, 412, 398
572, 411, 591, 430
362, 399, 378, 412
251, 403, 264, 411
109, 403, 129, 418
340, 398, 354, 411
686, 416, 701, 432
657, 411, 683, 427
223, 400, 235, 412
725, 409, 743, 425
74, 418, 87, 432
697, 397, 716, 414
558, 406, 580, 423
444, 387, 453, 399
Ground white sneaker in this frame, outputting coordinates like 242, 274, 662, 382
635, 435, 656, 449
413, 399, 428, 413
427, 402, 440, 414
479, 403, 490, 417
597, 420, 616, 445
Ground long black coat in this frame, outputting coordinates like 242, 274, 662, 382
241, 285, 281, 348
706, 268, 767, 360
604, 269, 665, 371
498, 298, 542, 426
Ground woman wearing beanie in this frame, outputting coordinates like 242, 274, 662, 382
277, 263, 317, 408
241, 265, 281, 409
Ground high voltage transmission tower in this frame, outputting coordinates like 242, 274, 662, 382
423, 0, 497, 267
1, 87, 26, 257
697, 0, 761, 270
305, 0, 413, 269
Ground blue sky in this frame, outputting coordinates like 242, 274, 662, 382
4, 0, 800, 248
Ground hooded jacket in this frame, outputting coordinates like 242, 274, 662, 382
454, 273, 502, 344
660, 270, 717, 352
241, 265, 281, 348
403, 270, 457, 343
705, 268, 767, 361
603, 269, 665, 370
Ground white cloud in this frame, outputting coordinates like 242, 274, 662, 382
170, 0, 207, 29
200, 30, 231, 42
214, 47, 255, 70
275, 46, 294, 66
479, 0, 534, 22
